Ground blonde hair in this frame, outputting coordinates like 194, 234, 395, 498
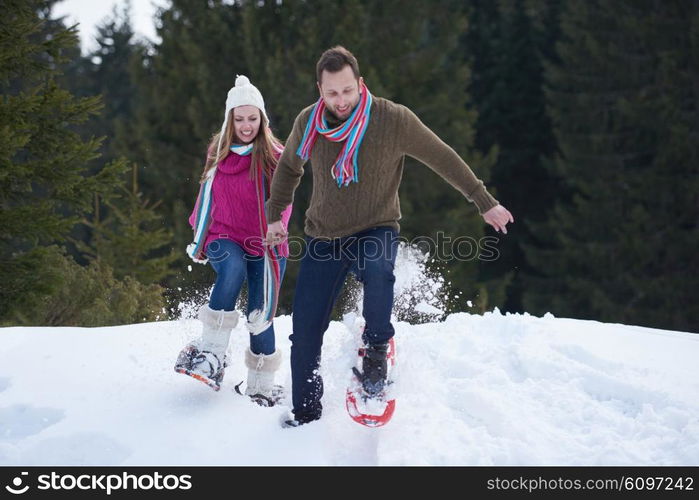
200, 108, 283, 185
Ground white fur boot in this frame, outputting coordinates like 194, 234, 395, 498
244, 348, 282, 405
199, 304, 239, 358
174, 305, 239, 391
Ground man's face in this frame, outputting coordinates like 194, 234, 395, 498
317, 65, 363, 121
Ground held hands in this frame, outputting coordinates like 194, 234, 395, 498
265, 220, 288, 247
483, 205, 514, 234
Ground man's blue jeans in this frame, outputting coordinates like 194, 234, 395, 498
290, 226, 399, 422
206, 238, 287, 355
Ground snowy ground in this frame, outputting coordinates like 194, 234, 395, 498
1, 310, 697, 466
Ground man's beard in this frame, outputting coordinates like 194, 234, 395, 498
327, 100, 358, 122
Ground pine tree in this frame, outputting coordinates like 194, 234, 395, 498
60, 6, 179, 286
0, 0, 125, 321
464, 0, 562, 313
1, 1, 170, 326
74, 164, 179, 284
72, 2, 140, 166
524, 0, 699, 331
21, 248, 166, 327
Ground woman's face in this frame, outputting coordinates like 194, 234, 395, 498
233, 105, 261, 143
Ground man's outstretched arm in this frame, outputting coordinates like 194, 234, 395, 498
400, 105, 514, 233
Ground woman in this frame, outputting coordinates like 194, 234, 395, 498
175, 75, 292, 405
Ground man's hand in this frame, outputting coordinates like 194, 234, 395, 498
483, 205, 514, 234
265, 220, 288, 246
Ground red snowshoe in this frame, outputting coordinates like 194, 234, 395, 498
345, 337, 396, 427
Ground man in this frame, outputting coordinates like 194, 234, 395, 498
265, 46, 513, 427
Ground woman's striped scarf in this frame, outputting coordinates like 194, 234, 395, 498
296, 81, 372, 186
186, 144, 253, 263
246, 168, 282, 334
186, 142, 282, 334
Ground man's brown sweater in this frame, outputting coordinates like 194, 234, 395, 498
266, 96, 499, 239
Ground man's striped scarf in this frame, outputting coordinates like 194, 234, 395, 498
296, 81, 372, 187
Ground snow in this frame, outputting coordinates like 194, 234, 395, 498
1, 244, 697, 465
1, 310, 697, 465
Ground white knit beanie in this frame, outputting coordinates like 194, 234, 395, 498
222, 75, 268, 129
214, 75, 268, 162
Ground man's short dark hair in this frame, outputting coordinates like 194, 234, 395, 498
316, 46, 361, 84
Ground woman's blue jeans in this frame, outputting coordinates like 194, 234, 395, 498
206, 238, 287, 355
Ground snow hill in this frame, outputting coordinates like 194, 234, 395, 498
1, 248, 697, 465
1, 309, 697, 466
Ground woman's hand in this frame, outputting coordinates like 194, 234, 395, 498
265, 220, 288, 246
